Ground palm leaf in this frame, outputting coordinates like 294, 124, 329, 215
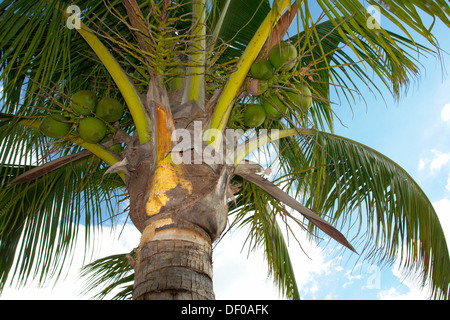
288, 18, 431, 129
209, 0, 271, 58
307, 0, 450, 56
275, 130, 450, 299
227, 177, 301, 300
0, 0, 135, 289
0, 118, 124, 290
235, 165, 356, 253
80, 252, 134, 300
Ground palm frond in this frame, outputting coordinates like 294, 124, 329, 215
80, 252, 134, 300
208, 0, 271, 58
289, 18, 432, 128
0, 119, 124, 290
0, 0, 134, 290
227, 177, 300, 300
306, 0, 449, 59
275, 130, 450, 299
235, 166, 355, 252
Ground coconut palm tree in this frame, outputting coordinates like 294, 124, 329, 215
1, 0, 449, 300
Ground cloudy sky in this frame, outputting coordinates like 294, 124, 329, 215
2, 4, 450, 300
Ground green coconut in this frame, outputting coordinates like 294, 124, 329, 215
70, 90, 97, 116
78, 117, 107, 143
262, 93, 287, 120
247, 79, 269, 96
96, 97, 124, 123
250, 59, 274, 80
268, 42, 298, 70
243, 104, 266, 128
285, 83, 313, 111
39, 114, 71, 139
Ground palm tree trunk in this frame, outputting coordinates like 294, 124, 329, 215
127, 157, 229, 300
132, 222, 215, 300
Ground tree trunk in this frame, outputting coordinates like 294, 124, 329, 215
127, 160, 230, 300
132, 219, 215, 300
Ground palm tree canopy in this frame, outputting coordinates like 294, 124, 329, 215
0, 0, 449, 299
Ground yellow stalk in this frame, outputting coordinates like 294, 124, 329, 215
69, 137, 119, 166
182, 0, 206, 109
67, 137, 126, 182
57, 4, 151, 144
75, 24, 151, 144
19, 119, 125, 181
233, 128, 314, 165
206, 0, 291, 149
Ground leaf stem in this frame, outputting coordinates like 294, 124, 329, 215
18, 119, 125, 181
59, 4, 151, 144
182, 0, 206, 110
206, 0, 292, 149
233, 128, 315, 165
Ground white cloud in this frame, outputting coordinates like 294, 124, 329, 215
342, 268, 362, 288
212, 229, 281, 300
378, 286, 428, 300
213, 222, 330, 300
418, 158, 427, 171
376, 252, 431, 300
430, 151, 450, 171
0, 223, 140, 300
419, 150, 450, 172
441, 103, 450, 122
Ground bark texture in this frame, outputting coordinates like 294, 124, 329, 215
132, 219, 215, 300
133, 237, 214, 300
128, 162, 230, 300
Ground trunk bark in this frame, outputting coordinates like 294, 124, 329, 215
131, 201, 223, 300
133, 239, 214, 300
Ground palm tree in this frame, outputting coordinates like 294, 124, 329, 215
0, 0, 449, 300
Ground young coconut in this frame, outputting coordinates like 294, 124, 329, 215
39, 114, 71, 139
250, 59, 274, 80
262, 93, 287, 120
78, 117, 107, 143
96, 97, 124, 123
268, 42, 298, 71
243, 104, 266, 128
285, 83, 313, 111
70, 90, 97, 116
247, 79, 269, 96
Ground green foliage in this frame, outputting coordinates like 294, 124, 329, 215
1, 0, 450, 300
80, 253, 134, 300
228, 178, 301, 300
277, 131, 450, 298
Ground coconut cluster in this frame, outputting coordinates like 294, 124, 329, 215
238, 42, 313, 129
39, 90, 124, 145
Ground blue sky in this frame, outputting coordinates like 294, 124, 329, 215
1, 2, 450, 300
